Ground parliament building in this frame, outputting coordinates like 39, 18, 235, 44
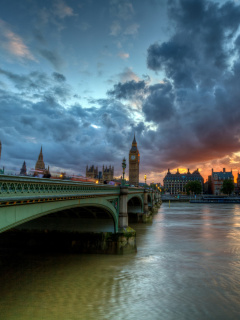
86, 165, 114, 182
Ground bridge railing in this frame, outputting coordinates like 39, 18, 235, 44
0, 175, 121, 200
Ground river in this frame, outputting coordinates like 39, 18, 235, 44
0, 202, 240, 320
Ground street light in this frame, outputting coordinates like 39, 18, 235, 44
144, 174, 147, 187
122, 157, 126, 185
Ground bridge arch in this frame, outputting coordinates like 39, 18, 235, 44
127, 194, 143, 222
0, 198, 118, 233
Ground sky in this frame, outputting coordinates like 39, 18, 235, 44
1, 0, 240, 183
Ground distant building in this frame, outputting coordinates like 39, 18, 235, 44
203, 179, 211, 194
129, 134, 140, 186
86, 165, 114, 182
20, 161, 27, 175
86, 165, 98, 179
34, 146, 50, 177
163, 168, 204, 194
237, 173, 240, 194
208, 168, 234, 195
35, 146, 45, 171
102, 165, 114, 182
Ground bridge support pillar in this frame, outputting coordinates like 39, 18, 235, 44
118, 186, 129, 229
141, 190, 152, 222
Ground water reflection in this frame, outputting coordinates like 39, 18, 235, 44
1, 203, 240, 319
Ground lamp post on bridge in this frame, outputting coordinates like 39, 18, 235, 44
122, 157, 126, 186
144, 174, 147, 187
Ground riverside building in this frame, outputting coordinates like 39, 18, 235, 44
208, 168, 234, 195
163, 168, 204, 194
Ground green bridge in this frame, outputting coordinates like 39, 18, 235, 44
0, 175, 161, 254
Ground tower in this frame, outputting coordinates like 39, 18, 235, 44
129, 134, 140, 186
102, 165, 114, 181
35, 146, 45, 170
20, 161, 27, 175
86, 165, 98, 179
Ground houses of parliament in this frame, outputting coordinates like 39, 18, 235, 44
86, 134, 140, 185
0, 135, 141, 185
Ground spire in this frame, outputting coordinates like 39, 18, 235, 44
132, 133, 136, 144
131, 133, 137, 148
35, 146, 45, 170
20, 161, 27, 175
37, 146, 43, 161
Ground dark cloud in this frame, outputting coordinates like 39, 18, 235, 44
142, 81, 175, 123
39, 49, 63, 69
142, 0, 240, 171
147, 0, 240, 90
0, 68, 71, 104
101, 113, 117, 129
107, 80, 146, 100
0, 68, 49, 92
52, 72, 66, 82
0, 79, 136, 176
33, 28, 46, 44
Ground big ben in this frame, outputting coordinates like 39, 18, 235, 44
129, 134, 140, 186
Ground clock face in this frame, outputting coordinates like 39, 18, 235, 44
131, 155, 136, 160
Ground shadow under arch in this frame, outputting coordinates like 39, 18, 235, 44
127, 195, 143, 223
0, 198, 118, 233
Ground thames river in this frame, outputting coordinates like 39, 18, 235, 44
1, 202, 240, 320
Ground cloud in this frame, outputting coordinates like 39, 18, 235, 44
102, 0, 240, 177
107, 80, 146, 100
0, 68, 71, 103
101, 113, 117, 129
0, 19, 36, 61
142, 81, 175, 122
33, 29, 46, 44
118, 52, 129, 59
110, 21, 122, 36
79, 22, 91, 31
124, 23, 139, 35
110, 0, 134, 21
109, 1, 138, 37
39, 49, 63, 69
0, 68, 49, 92
0, 72, 137, 176
54, 0, 76, 19
143, 0, 240, 171
52, 72, 66, 82
117, 67, 140, 82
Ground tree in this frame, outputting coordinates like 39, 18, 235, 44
185, 181, 202, 195
221, 179, 234, 195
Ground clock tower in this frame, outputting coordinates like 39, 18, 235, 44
129, 134, 140, 186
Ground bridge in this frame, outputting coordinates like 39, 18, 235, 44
0, 175, 161, 254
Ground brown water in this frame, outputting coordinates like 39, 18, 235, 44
1, 202, 240, 320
